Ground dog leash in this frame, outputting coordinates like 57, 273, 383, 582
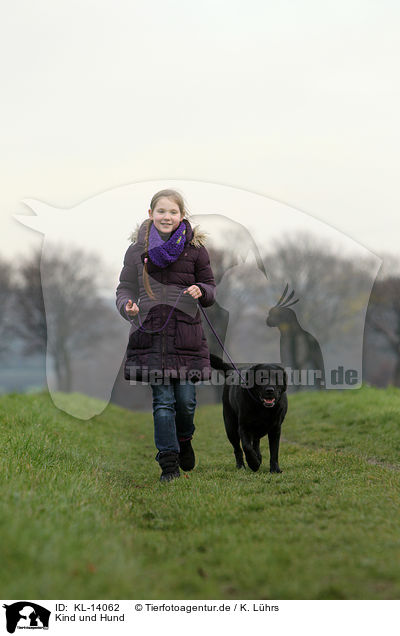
197, 302, 265, 406
128, 286, 261, 403
129, 287, 188, 334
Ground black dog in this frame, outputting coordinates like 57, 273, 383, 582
210, 354, 288, 473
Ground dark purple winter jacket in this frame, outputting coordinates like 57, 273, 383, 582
116, 218, 216, 382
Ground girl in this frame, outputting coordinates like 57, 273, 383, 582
116, 189, 216, 482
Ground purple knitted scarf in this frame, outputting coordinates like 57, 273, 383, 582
147, 220, 187, 268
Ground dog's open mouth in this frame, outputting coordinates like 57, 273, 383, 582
262, 397, 276, 407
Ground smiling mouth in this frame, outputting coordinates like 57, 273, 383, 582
262, 398, 276, 407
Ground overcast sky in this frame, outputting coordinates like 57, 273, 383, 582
1, 0, 399, 263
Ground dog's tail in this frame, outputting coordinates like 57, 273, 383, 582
209, 353, 234, 372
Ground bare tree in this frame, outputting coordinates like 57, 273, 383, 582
0, 257, 13, 357
12, 250, 47, 355
262, 232, 376, 345
203, 245, 234, 356
365, 275, 400, 386
13, 246, 119, 392
206, 242, 269, 356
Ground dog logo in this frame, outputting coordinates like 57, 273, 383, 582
188, 369, 202, 383
2, 602, 51, 633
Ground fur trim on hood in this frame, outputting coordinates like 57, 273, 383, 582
129, 219, 208, 248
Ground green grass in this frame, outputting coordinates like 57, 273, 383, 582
0, 386, 400, 600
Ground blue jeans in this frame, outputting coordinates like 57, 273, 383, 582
151, 380, 196, 459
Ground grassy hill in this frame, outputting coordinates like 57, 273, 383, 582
0, 386, 399, 599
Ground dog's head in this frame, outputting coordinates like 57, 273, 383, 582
250, 363, 287, 408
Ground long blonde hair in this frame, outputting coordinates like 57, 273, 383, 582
144, 189, 189, 299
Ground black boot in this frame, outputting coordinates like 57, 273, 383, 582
158, 451, 180, 483
179, 439, 195, 471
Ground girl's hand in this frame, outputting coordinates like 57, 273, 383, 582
184, 285, 202, 300
125, 299, 140, 317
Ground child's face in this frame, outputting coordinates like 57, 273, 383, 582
149, 196, 183, 234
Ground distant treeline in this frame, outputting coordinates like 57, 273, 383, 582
0, 237, 398, 402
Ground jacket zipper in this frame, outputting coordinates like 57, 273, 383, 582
161, 271, 166, 370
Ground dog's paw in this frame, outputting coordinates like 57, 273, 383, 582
236, 462, 245, 469
270, 466, 282, 474
247, 461, 261, 472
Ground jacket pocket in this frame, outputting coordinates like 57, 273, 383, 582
128, 313, 153, 349
174, 317, 203, 351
